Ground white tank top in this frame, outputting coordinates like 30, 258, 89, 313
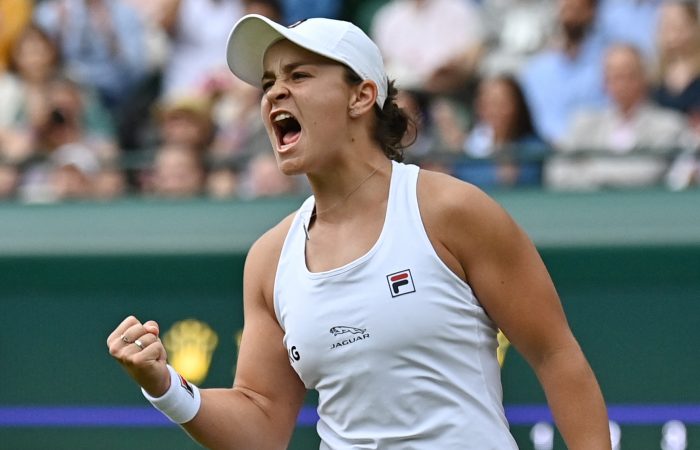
274, 161, 518, 449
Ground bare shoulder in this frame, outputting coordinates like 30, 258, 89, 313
244, 211, 297, 310
247, 211, 296, 264
417, 169, 514, 234
416, 169, 525, 276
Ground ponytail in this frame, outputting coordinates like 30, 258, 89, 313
344, 69, 416, 162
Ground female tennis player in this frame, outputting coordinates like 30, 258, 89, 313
107, 14, 611, 449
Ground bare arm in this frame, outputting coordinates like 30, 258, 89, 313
418, 170, 610, 450
108, 215, 306, 450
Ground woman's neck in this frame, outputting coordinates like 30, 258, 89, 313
307, 156, 392, 225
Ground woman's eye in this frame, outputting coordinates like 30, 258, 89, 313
262, 81, 273, 92
292, 72, 309, 80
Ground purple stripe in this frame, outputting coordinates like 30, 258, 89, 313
504, 404, 700, 426
296, 405, 319, 426
1, 404, 699, 427
0, 406, 173, 427
607, 404, 700, 425
505, 404, 552, 425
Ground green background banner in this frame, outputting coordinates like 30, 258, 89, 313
1, 190, 698, 449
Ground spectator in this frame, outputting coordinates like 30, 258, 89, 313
18, 77, 118, 202
155, 93, 215, 156
0, 0, 32, 70
207, 70, 271, 165
205, 0, 281, 164
457, 74, 549, 188
0, 162, 19, 199
429, 96, 469, 153
480, 0, 556, 76
33, 0, 148, 110
241, 0, 282, 19
0, 24, 61, 128
665, 149, 700, 190
0, 24, 113, 149
652, 0, 700, 134
92, 164, 128, 200
241, 153, 301, 198
149, 143, 205, 198
371, 0, 485, 95
160, 0, 244, 97
520, 0, 609, 145
49, 143, 101, 200
120, 0, 173, 73
0, 23, 62, 165
115, 0, 175, 152
206, 163, 241, 199
0, 24, 114, 145
597, 0, 662, 58
278, 0, 341, 24
548, 44, 696, 190
389, 89, 443, 166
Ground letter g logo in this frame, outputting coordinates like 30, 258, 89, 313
288, 345, 301, 362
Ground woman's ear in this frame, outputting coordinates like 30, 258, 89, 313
348, 80, 378, 117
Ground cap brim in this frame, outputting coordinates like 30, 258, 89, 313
226, 14, 388, 107
226, 15, 288, 87
226, 14, 351, 88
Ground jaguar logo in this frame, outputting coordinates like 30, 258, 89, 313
329, 326, 370, 350
330, 326, 366, 336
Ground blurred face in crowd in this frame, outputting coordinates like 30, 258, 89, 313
11, 25, 58, 82
40, 80, 85, 150
604, 45, 648, 113
50, 165, 92, 200
152, 145, 204, 198
557, 0, 596, 42
658, 2, 700, 56
160, 107, 214, 152
476, 78, 518, 139
206, 167, 239, 199
0, 165, 19, 199
93, 168, 127, 200
48, 80, 84, 120
247, 153, 296, 198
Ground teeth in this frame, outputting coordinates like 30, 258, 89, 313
273, 112, 293, 122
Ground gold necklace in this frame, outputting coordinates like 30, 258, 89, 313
303, 166, 380, 241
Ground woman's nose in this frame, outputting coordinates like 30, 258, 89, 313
265, 82, 289, 103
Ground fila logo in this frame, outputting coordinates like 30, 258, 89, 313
178, 374, 195, 398
387, 269, 416, 297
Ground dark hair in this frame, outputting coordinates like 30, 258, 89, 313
7, 22, 60, 74
343, 68, 414, 162
487, 74, 538, 141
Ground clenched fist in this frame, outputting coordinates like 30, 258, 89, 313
107, 316, 170, 397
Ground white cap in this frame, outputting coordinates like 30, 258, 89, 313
226, 14, 388, 107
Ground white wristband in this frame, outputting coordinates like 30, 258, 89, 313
142, 365, 201, 424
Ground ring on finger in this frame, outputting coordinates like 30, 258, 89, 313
134, 339, 144, 350
121, 334, 131, 344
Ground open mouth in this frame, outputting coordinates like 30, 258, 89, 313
272, 112, 302, 148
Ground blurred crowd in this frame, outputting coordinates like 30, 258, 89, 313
1, 0, 699, 203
